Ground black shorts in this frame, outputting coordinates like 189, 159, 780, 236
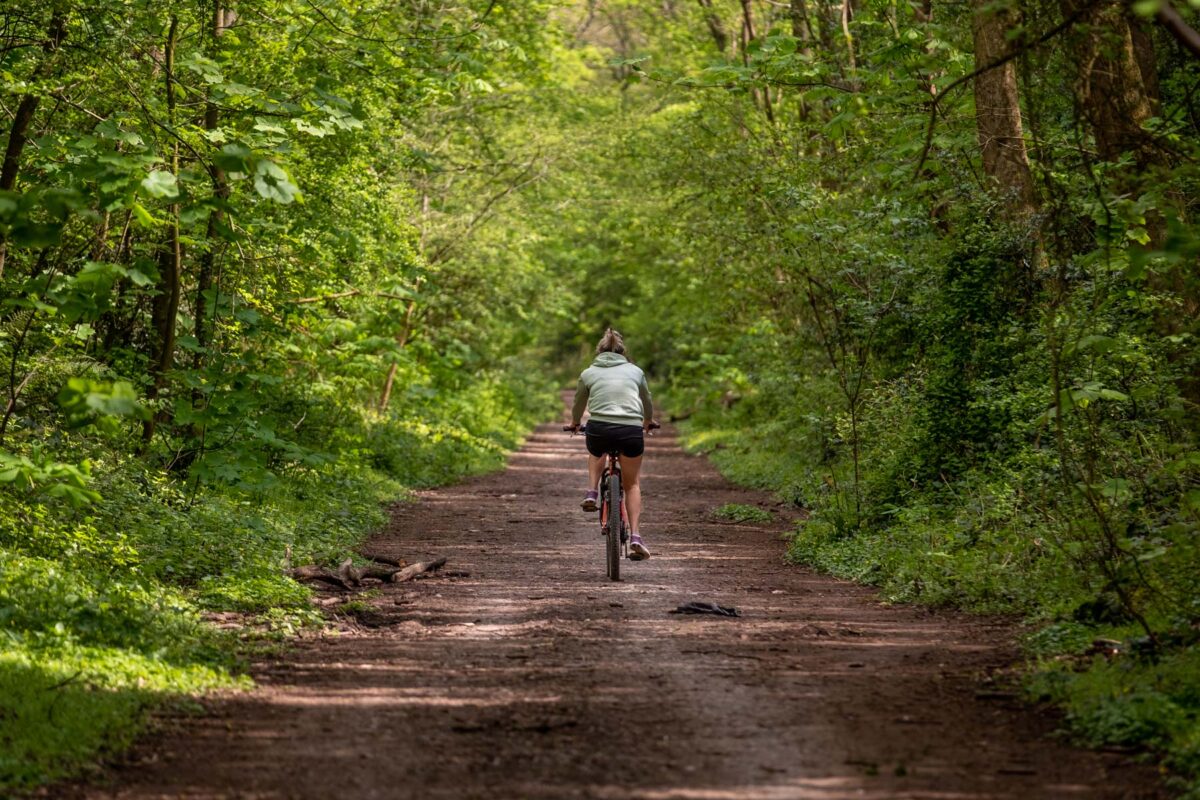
585, 420, 645, 458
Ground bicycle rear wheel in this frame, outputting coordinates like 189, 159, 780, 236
605, 472, 621, 581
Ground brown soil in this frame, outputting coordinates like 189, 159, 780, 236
67, 417, 1166, 800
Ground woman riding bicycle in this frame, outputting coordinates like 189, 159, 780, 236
568, 328, 655, 561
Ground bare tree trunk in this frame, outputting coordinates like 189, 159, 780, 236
1130, 20, 1160, 109
1063, 1, 1195, 387
739, 0, 775, 122
195, 0, 229, 366
1062, 0, 1172, 250
789, 0, 816, 121
697, 0, 729, 52
971, 0, 1037, 217
841, 0, 857, 71
0, 12, 67, 279
740, 0, 757, 48
1062, 0, 1160, 167
790, 0, 816, 48
143, 16, 183, 446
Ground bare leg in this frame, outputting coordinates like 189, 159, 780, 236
587, 454, 603, 492
621, 455, 643, 533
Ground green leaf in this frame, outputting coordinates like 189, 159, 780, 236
131, 202, 157, 227
294, 119, 331, 137
141, 170, 179, 199
214, 143, 253, 175
253, 118, 287, 135
1100, 478, 1131, 501
1125, 226, 1150, 245
608, 56, 650, 68
253, 160, 300, 204
1074, 334, 1118, 354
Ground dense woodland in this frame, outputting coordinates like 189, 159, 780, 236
1, 0, 1198, 792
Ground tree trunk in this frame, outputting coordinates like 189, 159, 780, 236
143, 16, 183, 445
195, 0, 230, 366
840, 0, 857, 75
697, 0, 729, 53
739, 0, 775, 122
971, 0, 1037, 217
790, 0, 816, 49
1061, 0, 1160, 167
789, 0, 816, 121
0, 12, 68, 280
1063, 1, 1196, 389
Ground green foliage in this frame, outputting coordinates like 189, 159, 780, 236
712, 503, 773, 523
0, 550, 242, 790
3, 0, 1200, 792
0, 0, 563, 790
1029, 643, 1200, 795
0, 375, 551, 791
0, 642, 236, 790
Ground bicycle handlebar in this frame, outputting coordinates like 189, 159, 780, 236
563, 422, 661, 433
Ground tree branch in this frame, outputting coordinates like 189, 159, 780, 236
912, 0, 1102, 178
291, 289, 414, 304
1156, 1, 1200, 59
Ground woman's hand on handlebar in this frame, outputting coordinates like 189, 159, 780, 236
564, 422, 582, 433
644, 420, 661, 434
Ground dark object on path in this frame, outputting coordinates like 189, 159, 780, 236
670, 601, 740, 617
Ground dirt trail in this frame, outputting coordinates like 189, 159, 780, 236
70, 416, 1164, 800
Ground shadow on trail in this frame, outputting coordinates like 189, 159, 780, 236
67, 421, 1165, 800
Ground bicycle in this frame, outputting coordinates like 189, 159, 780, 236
565, 421, 659, 581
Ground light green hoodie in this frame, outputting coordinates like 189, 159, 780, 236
572, 352, 654, 427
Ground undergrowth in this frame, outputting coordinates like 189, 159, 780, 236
711, 503, 773, 523
0, 369, 555, 793
668, 285, 1200, 795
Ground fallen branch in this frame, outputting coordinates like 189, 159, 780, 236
354, 564, 402, 581
390, 556, 448, 583
359, 553, 407, 568
290, 563, 352, 590
290, 555, 447, 589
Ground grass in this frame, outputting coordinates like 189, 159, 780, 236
0, 641, 240, 789
712, 503, 773, 523
0, 374, 557, 794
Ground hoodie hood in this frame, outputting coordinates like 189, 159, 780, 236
592, 352, 629, 368
573, 352, 653, 427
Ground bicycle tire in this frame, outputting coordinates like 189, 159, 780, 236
606, 472, 621, 581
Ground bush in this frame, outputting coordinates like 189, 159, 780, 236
0, 357, 556, 792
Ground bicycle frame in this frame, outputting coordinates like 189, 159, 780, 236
598, 450, 628, 554
566, 420, 656, 580
565, 424, 629, 579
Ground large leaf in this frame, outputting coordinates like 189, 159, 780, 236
140, 170, 179, 199
253, 160, 300, 204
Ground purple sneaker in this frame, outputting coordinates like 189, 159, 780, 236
581, 490, 598, 512
629, 534, 650, 561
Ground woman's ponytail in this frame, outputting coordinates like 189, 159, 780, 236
596, 327, 626, 356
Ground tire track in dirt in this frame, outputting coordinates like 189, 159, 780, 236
68, 415, 1165, 800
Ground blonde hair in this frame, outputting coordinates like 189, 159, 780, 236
596, 327, 626, 356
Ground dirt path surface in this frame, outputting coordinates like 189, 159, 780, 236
70, 417, 1165, 800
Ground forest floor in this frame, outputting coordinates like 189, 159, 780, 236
61, 412, 1167, 800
